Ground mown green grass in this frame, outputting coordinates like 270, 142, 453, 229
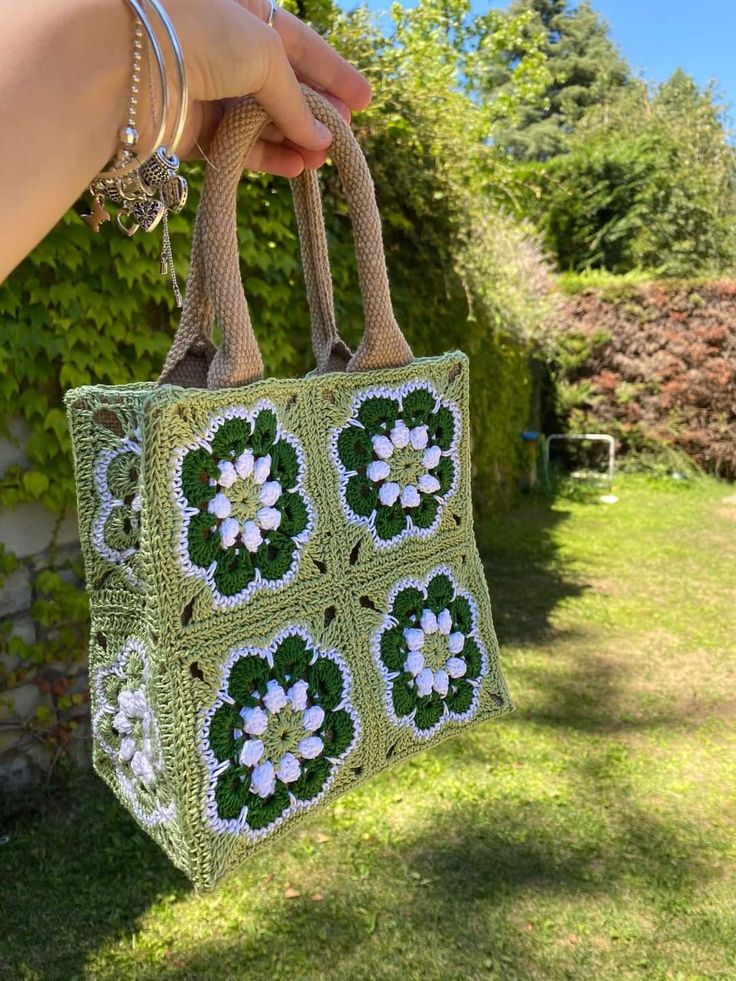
2, 474, 734, 981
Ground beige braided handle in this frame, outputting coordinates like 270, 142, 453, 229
289, 166, 352, 374
160, 87, 413, 389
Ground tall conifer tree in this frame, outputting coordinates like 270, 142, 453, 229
489, 0, 629, 159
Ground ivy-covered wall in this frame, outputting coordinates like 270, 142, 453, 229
0, 160, 538, 789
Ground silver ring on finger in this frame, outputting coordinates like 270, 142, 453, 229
265, 0, 277, 27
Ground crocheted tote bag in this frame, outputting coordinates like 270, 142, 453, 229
65, 89, 512, 890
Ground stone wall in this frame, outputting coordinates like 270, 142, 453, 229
0, 420, 90, 793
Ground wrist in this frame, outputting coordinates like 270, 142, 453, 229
66, 0, 158, 173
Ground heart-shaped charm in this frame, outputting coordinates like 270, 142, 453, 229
116, 212, 140, 237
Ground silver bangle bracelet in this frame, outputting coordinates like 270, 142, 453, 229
83, 0, 190, 306
146, 0, 188, 159
94, 0, 169, 180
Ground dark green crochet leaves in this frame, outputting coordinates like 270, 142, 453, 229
334, 383, 460, 546
428, 406, 456, 451
374, 501, 405, 541
178, 406, 312, 604
228, 653, 270, 702
379, 627, 406, 672
214, 766, 251, 820
272, 634, 311, 683
426, 573, 454, 613
211, 417, 250, 459
435, 456, 455, 495
414, 693, 444, 731
345, 476, 378, 518
392, 675, 418, 717
379, 569, 486, 737
412, 495, 439, 530
444, 680, 474, 715
187, 512, 221, 568
337, 426, 373, 470
213, 549, 255, 597
356, 396, 399, 434
251, 408, 278, 455
209, 704, 242, 763
246, 783, 290, 830
203, 632, 358, 837
255, 532, 294, 581
307, 657, 343, 712
461, 638, 483, 680
278, 492, 309, 537
392, 587, 425, 625
450, 595, 473, 633
269, 440, 299, 488
181, 449, 218, 507
290, 757, 331, 803
321, 709, 355, 757
402, 387, 435, 426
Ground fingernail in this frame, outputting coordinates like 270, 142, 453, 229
315, 121, 332, 144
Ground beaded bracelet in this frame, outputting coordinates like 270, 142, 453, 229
82, 0, 189, 306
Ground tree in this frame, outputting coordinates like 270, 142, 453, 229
532, 71, 736, 274
488, 0, 629, 160
327, 0, 556, 343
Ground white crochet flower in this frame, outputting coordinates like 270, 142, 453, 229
365, 423, 443, 512
92, 638, 176, 827
401, 606, 467, 696
111, 686, 158, 788
235, 677, 332, 798
208, 454, 283, 552
202, 630, 361, 838
332, 382, 461, 549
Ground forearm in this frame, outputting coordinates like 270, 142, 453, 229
0, 0, 131, 281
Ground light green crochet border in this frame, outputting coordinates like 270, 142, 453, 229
66, 352, 512, 890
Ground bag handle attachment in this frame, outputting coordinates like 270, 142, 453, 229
160, 87, 413, 389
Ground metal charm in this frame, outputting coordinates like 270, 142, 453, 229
81, 196, 111, 233
83, 145, 187, 305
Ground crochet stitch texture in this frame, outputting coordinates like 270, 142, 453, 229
66, 353, 512, 889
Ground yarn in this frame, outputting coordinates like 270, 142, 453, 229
330, 381, 461, 550
66, 351, 511, 889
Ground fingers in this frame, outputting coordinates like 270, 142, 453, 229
245, 138, 306, 178
176, 1, 331, 150
245, 15, 334, 152
240, 0, 372, 111
291, 77, 352, 123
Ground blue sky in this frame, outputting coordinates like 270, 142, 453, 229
355, 0, 736, 114
581, 0, 735, 112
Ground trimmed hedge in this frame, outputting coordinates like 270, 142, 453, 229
551, 279, 736, 477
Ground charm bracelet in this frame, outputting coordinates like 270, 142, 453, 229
82, 0, 189, 306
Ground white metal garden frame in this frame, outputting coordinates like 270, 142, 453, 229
543, 433, 616, 483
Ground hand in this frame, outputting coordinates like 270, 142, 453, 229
164, 0, 372, 175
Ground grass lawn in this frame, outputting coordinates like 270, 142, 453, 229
2, 474, 735, 980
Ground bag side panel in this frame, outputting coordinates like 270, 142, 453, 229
65, 383, 188, 876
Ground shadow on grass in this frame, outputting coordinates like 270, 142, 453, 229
2, 754, 717, 981
0, 495, 587, 980
3, 489, 728, 979
479, 492, 587, 649
1, 777, 190, 979
129, 791, 714, 981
